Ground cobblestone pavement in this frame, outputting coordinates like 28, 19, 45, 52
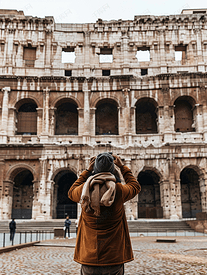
0, 237, 207, 274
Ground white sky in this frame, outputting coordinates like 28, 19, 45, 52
1, 0, 207, 23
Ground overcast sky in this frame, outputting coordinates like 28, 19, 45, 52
1, 0, 207, 23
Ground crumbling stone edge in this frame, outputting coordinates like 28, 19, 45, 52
0, 241, 40, 254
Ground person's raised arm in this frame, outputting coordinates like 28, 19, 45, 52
113, 154, 141, 203
68, 157, 96, 203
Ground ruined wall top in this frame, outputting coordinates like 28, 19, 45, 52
0, 9, 207, 29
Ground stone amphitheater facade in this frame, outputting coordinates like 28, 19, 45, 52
0, 8, 207, 220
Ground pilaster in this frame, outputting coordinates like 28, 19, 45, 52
2, 180, 13, 220
0, 87, 11, 143
0, 160, 5, 220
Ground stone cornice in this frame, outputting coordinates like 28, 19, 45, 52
0, 72, 206, 83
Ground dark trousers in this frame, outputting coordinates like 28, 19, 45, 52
64, 227, 70, 238
10, 229, 15, 241
80, 264, 124, 275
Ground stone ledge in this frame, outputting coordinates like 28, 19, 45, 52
0, 241, 40, 254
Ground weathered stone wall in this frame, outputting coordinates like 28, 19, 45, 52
0, 9, 207, 220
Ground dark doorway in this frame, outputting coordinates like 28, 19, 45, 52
181, 168, 202, 218
12, 170, 34, 219
138, 170, 162, 218
16, 102, 37, 135
95, 101, 118, 135
55, 102, 78, 135
54, 171, 77, 219
174, 98, 194, 132
136, 98, 158, 134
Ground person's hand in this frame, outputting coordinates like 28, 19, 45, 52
113, 154, 124, 168
87, 156, 96, 172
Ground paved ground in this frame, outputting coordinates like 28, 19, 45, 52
0, 236, 207, 274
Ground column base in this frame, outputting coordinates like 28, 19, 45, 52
83, 134, 91, 144
161, 66, 167, 73
0, 134, 8, 143
39, 135, 49, 143
170, 214, 179, 220
164, 132, 173, 143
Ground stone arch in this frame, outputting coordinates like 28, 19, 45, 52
135, 97, 158, 134
179, 164, 204, 178
170, 94, 197, 107
173, 95, 196, 132
10, 167, 35, 219
6, 163, 37, 182
133, 94, 161, 108
51, 166, 78, 182
15, 98, 38, 135
141, 166, 163, 182
52, 168, 78, 219
138, 167, 163, 218
92, 95, 120, 109
95, 98, 119, 135
51, 95, 82, 109
180, 165, 202, 218
13, 97, 40, 109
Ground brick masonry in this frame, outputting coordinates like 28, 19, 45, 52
0, 9, 207, 221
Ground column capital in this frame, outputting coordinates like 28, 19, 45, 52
122, 88, 130, 94
90, 107, 96, 114
1, 87, 11, 93
43, 87, 50, 94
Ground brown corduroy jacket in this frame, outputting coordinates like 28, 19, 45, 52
68, 165, 141, 266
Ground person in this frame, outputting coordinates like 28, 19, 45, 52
9, 218, 16, 242
68, 153, 141, 275
64, 216, 71, 238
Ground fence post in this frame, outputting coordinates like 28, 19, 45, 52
30, 231, 32, 242
3, 233, 5, 247
20, 232, 22, 244
25, 232, 27, 243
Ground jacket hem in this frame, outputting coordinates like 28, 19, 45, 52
74, 258, 134, 266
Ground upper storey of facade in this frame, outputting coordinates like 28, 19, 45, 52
1, 9, 207, 77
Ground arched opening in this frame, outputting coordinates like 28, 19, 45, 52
12, 169, 34, 219
138, 170, 163, 218
181, 167, 202, 218
55, 101, 78, 135
174, 96, 195, 132
16, 100, 37, 135
136, 98, 158, 134
95, 99, 118, 135
53, 170, 77, 219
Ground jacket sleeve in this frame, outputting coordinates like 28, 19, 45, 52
68, 170, 91, 203
120, 165, 141, 203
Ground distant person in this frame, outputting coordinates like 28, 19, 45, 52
9, 218, 16, 242
69, 153, 141, 275
64, 216, 71, 238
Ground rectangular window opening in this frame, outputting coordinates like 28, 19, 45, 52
141, 69, 148, 76
62, 47, 76, 63
136, 47, 150, 62
23, 46, 36, 67
99, 48, 113, 63
65, 70, 72, 76
102, 70, 110, 76
193, 10, 206, 14
175, 45, 187, 61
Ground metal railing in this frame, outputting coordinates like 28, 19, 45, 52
0, 231, 54, 248
129, 229, 207, 237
